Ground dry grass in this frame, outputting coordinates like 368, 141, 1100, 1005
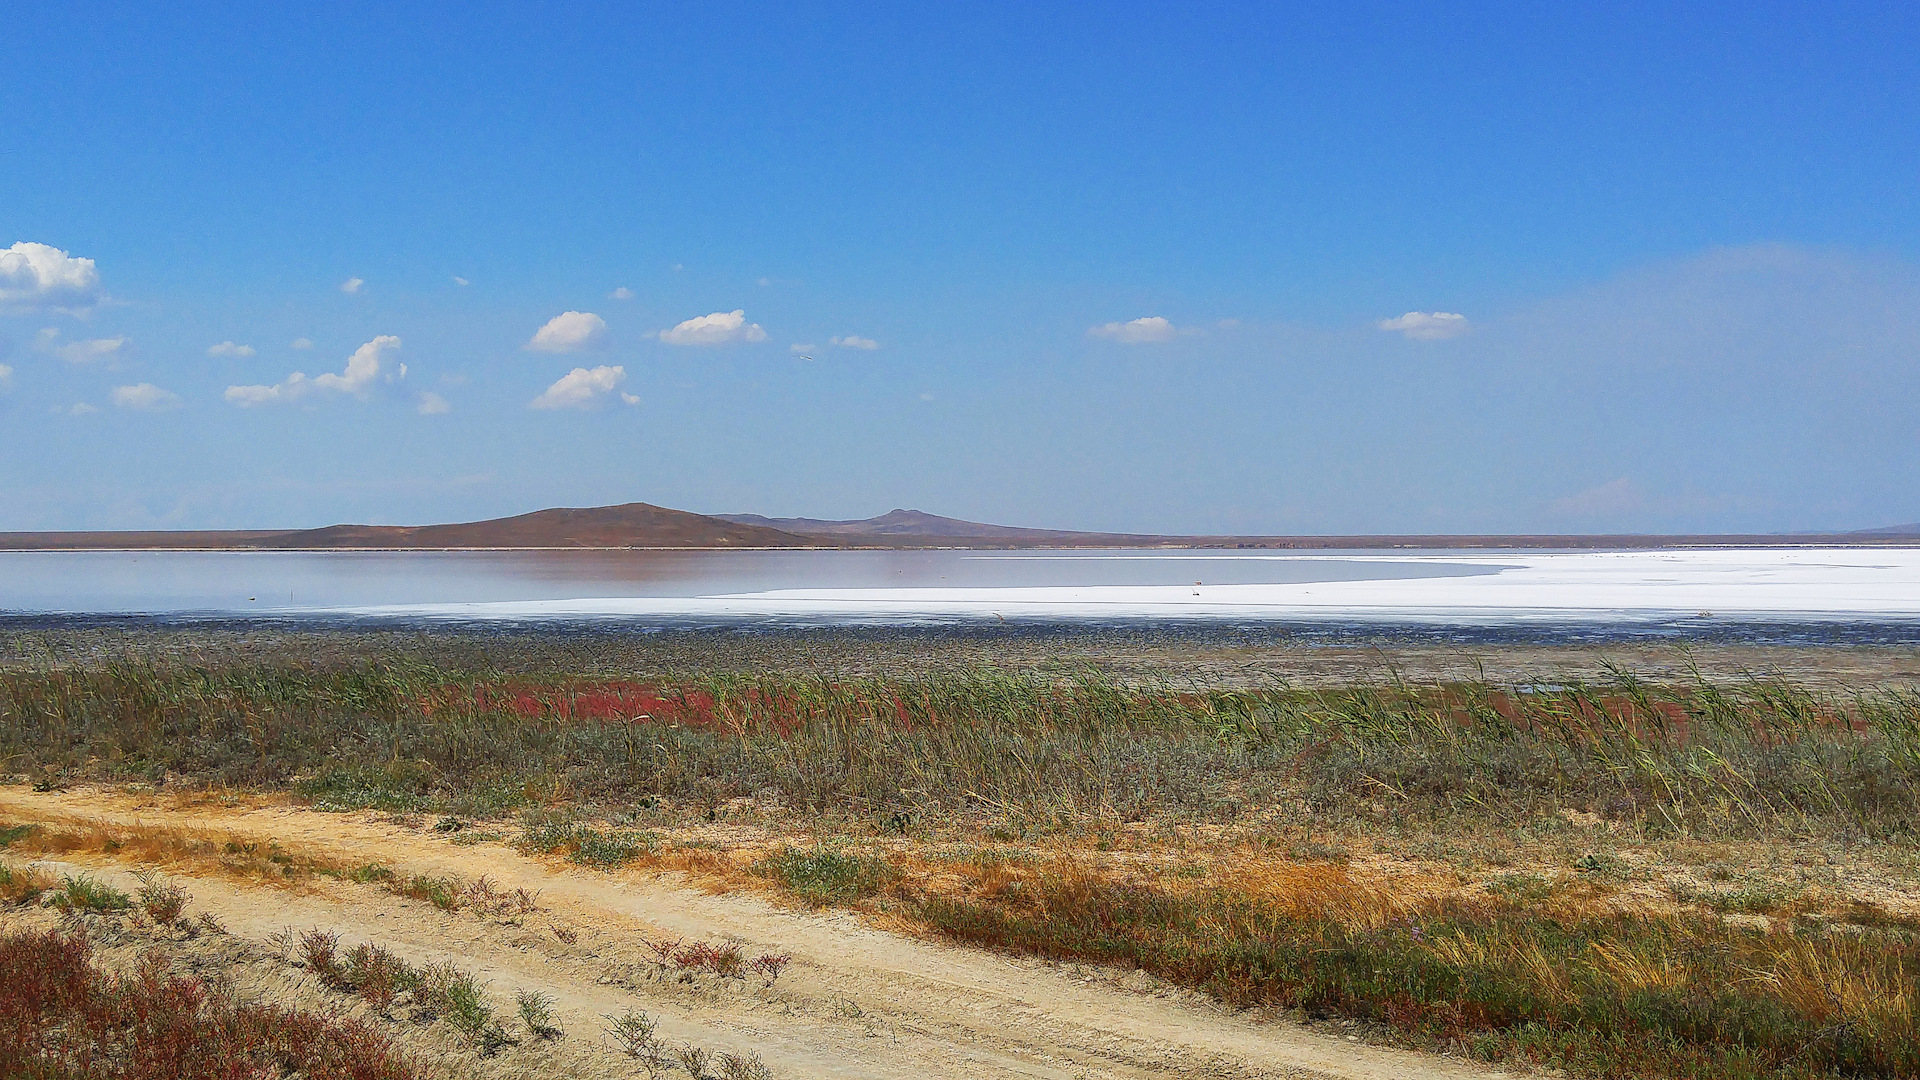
4, 652, 1918, 1079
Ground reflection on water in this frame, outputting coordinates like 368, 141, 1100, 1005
0, 548, 1500, 616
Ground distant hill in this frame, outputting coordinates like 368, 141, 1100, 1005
6, 502, 1920, 551
0, 503, 814, 551
717, 508, 1157, 543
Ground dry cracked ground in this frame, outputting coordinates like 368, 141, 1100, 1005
0, 786, 1504, 1080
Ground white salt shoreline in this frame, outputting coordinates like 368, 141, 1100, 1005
340, 548, 1920, 623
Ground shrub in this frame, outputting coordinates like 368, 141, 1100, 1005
341, 943, 422, 1010
299, 929, 343, 986
0, 926, 418, 1080
134, 870, 190, 923
516, 988, 562, 1038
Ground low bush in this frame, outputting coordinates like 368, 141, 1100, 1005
134, 871, 190, 923
516, 988, 561, 1038
0, 926, 417, 1079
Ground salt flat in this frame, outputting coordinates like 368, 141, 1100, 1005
359, 547, 1920, 624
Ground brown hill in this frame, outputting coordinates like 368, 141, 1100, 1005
717, 508, 1157, 544
250, 503, 815, 549
4, 503, 1920, 551
0, 504, 815, 551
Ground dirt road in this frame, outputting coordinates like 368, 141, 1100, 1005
0, 788, 1499, 1080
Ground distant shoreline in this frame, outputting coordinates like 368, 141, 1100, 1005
4, 538, 1919, 553
3, 499, 1915, 553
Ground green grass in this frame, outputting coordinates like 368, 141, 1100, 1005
49, 873, 133, 912
2, 659, 1917, 849
516, 817, 658, 868
754, 844, 895, 905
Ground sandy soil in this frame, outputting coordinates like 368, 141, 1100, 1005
0, 787, 1504, 1080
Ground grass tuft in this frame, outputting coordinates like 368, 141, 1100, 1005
49, 873, 133, 913
753, 845, 895, 905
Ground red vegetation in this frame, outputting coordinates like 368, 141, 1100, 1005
0, 928, 416, 1080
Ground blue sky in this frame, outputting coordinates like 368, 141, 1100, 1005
4, 2, 1919, 534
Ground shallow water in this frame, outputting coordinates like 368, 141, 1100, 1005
3, 547, 1919, 637
0, 548, 1496, 616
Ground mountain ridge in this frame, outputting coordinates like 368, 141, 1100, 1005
3, 502, 1920, 550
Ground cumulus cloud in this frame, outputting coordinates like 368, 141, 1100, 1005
1379, 311, 1470, 340
831, 334, 879, 351
526, 311, 609, 353
290, 337, 314, 350
1088, 316, 1177, 344
112, 383, 183, 411
224, 334, 403, 406
658, 309, 767, 346
453, 276, 470, 286
206, 341, 255, 358
417, 391, 452, 415
339, 277, 364, 294
609, 286, 634, 300
60, 402, 98, 416
530, 365, 627, 410
39, 331, 127, 365
0, 242, 102, 312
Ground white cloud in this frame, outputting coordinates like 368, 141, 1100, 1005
206, 341, 255, 358
453, 276, 470, 286
224, 334, 403, 406
417, 391, 452, 415
0, 364, 13, 385
757, 277, 773, 287
1088, 316, 1177, 344
530, 365, 626, 410
789, 343, 817, 356
831, 334, 879, 351
526, 311, 609, 353
658, 309, 768, 346
112, 383, 182, 411
619, 392, 641, 406
0, 242, 102, 312
339, 277, 364, 294
1379, 311, 1470, 340
609, 286, 634, 300
291, 337, 314, 350
42, 332, 127, 365
60, 402, 98, 416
